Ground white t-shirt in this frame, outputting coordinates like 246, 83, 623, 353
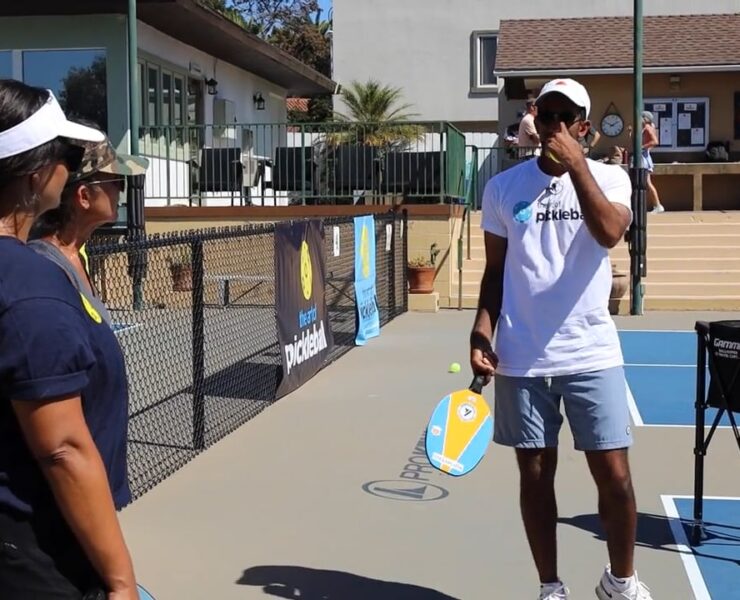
481, 158, 632, 377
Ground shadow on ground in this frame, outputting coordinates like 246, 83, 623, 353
560, 512, 740, 566
237, 565, 459, 599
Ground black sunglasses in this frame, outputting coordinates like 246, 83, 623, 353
536, 110, 585, 126
85, 177, 127, 193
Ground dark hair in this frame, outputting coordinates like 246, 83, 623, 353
28, 187, 76, 239
0, 79, 74, 192
29, 116, 103, 240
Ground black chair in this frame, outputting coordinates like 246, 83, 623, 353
381, 151, 442, 197
332, 144, 378, 194
691, 320, 740, 545
198, 148, 244, 205
273, 146, 314, 193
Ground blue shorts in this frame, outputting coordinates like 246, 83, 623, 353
493, 366, 633, 451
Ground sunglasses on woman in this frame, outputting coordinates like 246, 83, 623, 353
84, 177, 127, 193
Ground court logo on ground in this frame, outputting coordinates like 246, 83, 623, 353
362, 480, 448, 502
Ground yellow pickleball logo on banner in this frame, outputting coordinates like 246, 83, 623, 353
300, 239, 313, 300
80, 293, 102, 324
360, 224, 370, 280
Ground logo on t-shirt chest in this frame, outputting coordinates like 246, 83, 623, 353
512, 188, 584, 225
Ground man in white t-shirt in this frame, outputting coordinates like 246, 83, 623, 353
469, 79, 652, 600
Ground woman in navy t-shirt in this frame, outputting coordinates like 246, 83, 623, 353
0, 80, 138, 599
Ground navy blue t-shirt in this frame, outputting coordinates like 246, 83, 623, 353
0, 237, 130, 514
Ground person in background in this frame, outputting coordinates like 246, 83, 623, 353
583, 125, 602, 157
629, 112, 664, 213
517, 98, 541, 158
0, 79, 139, 600
29, 136, 148, 326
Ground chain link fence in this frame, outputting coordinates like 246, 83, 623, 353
87, 212, 407, 503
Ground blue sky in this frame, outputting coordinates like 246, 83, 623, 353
317, 0, 332, 18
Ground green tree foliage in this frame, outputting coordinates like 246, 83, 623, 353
59, 56, 108, 133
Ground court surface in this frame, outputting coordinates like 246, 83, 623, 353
119, 310, 740, 599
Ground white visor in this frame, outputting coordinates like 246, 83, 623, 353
0, 90, 105, 160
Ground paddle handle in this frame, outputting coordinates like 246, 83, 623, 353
470, 375, 485, 395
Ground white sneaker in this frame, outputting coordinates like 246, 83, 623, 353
539, 581, 570, 599
650, 204, 665, 214
595, 565, 653, 599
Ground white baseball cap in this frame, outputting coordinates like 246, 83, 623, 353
536, 78, 591, 119
0, 90, 104, 160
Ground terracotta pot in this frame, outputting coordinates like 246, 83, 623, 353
170, 264, 193, 292
408, 266, 436, 294
609, 270, 629, 314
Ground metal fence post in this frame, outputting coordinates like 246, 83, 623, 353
127, 173, 147, 311
402, 209, 408, 312
191, 238, 205, 450
692, 324, 708, 545
389, 213, 396, 316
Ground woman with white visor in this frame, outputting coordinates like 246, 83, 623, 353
0, 80, 138, 599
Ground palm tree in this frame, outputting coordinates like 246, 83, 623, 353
332, 80, 422, 148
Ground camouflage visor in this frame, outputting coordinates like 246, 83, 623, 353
69, 138, 149, 182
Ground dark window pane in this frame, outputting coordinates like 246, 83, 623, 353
479, 36, 497, 86
162, 71, 171, 126
148, 66, 158, 125
174, 76, 184, 126
23, 49, 107, 132
0, 51, 12, 79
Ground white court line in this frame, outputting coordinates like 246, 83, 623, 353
626, 369, 730, 429
624, 363, 695, 368
626, 382, 644, 427
660, 494, 712, 600
618, 329, 694, 334
637, 423, 730, 429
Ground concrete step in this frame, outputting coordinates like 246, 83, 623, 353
443, 295, 740, 312
465, 256, 740, 272
646, 234, 740, 247
612, 296, 740, 312
644, 281, 740, 296
647, 223, 740, 236
455, 269, 740, 286
639, 246, 740, 259
440, 295, 740, 315
610, 256, 740, 270
640, 269, 740, 283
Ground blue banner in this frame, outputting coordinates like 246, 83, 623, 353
354, 215, 380, 345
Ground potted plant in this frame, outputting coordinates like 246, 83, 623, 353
408, 243, 440, 294
168, 246, 193, 292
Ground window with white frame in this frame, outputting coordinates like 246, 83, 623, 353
472, 32, 498, 90
138, 59, 188, 129
644, 97, 709, 152
0, 48, 107, 132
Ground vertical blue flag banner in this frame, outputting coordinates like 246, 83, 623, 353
354, 215, 380, 345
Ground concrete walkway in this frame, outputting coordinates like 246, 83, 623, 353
119, 310, 740, 599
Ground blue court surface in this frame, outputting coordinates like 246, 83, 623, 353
619, 330, 730, 427
662, 495, 740, 600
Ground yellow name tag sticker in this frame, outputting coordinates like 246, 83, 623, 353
79, 293, 102, 324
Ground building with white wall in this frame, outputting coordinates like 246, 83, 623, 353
0, 0, 336, 208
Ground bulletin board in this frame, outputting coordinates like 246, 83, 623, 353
644, 97, 710, 153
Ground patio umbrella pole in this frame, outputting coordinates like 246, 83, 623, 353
630, 0, 647, 316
